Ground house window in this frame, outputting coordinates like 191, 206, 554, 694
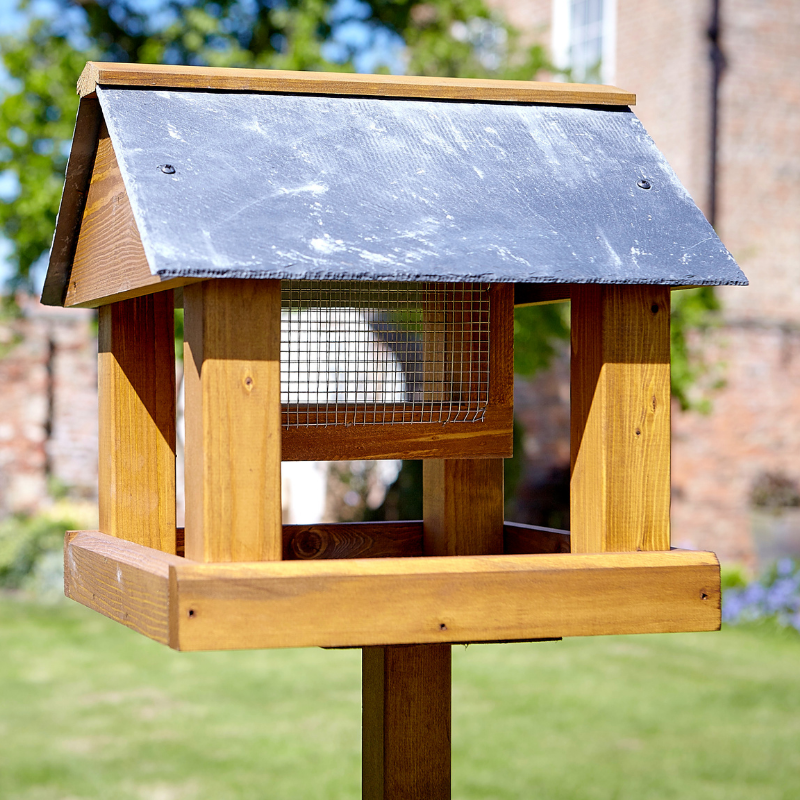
552, 0, 616, 84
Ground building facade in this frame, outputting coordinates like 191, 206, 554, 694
498, 0, 800, 565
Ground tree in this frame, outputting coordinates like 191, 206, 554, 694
0, 0, 716, 412
0, 0, 549, 291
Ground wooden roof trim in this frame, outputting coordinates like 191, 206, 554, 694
78, 61, 636, 106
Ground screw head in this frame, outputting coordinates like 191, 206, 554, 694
637, 178, 652, 190
159, 164, 176, 175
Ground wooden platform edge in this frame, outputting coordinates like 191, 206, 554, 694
78, 62, 636, 107
63, 530, 719, 651
64, 530, 184, 645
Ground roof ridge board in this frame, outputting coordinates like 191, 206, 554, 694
78, 61, 636, 107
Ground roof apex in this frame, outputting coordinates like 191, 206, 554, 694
78, 61, 637, 107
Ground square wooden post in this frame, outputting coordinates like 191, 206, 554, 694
183, 279, 282, 563
570, 285, 671, 553
98, 291, 176, 552
362, 459, 504, 800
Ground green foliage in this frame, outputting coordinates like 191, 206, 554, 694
0, 19, 92, 291
0, 502, 96, 590
0, 0, 555, 292
513, 302, 570, 377
670, 285, 723, 412
721, 563, 750, 592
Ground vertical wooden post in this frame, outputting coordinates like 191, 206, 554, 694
98, 291, 176, 552
570, 285, 671, 553
362, 459, 504, 800
422, 460, 505, 556
362, 644, 452, 800
183, 279, 282, 563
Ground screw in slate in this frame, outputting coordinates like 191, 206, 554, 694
637, 178, 652, 190
159, 164, 176, 174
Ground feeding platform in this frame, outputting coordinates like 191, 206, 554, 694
45, 62, 745, 798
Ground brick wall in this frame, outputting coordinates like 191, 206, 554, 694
0, 297, 97, 518
489, 0, 800, 566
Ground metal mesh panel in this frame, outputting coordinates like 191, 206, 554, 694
280, 281, 490, 427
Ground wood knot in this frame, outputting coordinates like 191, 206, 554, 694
292, 528, 326, 559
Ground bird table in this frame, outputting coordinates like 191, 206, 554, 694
43, 62, 747, 798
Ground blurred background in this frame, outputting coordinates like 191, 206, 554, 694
1, 1, 799, 798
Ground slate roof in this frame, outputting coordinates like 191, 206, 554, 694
44, 81, 747, 303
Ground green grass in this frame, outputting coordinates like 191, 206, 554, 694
1, 596, 799, 799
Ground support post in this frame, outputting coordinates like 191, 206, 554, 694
98, 291, 176, 552
570, 285, 671, 553
183, 279, 282, 563
362, 458, 504, 799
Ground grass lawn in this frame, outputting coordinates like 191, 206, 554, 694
1, 594, 799, 800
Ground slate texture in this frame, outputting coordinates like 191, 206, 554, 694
65, 87, 749, 288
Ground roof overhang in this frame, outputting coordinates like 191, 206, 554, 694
43, 63, 747, 307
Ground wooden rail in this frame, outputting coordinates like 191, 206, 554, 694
78, 62, 636, 106
65, 530, 720, 651
176, 520, 566, 559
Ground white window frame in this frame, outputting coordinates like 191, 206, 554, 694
551, 0, 616, 85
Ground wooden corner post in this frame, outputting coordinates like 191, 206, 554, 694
183, 279, 282, 563
570, 285, 671, 554
98, 291, 176, 552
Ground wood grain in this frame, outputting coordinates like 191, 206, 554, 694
503, 521, 571, 555
423, 460, 505, 556
282, 406, 513, 461
183, 279, 282, 563
489, 283, 515, 409
64, 117, 202, 308
64, 530, 184, 644
363, 645, 451, 800
98, 292, 176, 552
362, 421, 505, 797
67, 121, 158, 307
284, 521, 423, 560
570, 285, 671, 553
78, 61, 636, 106
43, 96, 103, 307
166, 520, 572, 560
64, 531, 721, 649
168, 548, 720, 650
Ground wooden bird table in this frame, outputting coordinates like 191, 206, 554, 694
46, 62, 747, 800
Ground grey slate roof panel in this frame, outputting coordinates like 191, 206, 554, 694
97, 86, 747, 287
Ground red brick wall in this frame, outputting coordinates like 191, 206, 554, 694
0, 298, 97, 517
489, 0, 800, 566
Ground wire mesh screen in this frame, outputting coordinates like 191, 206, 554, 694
281, 281, 490, 427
